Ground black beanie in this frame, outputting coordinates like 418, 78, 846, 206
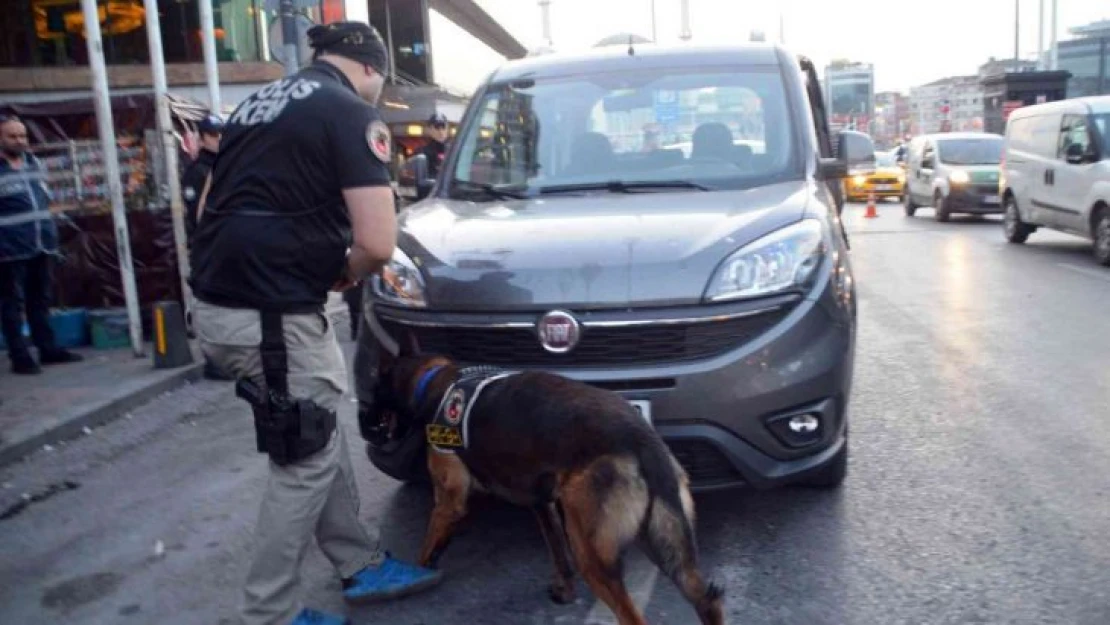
307, 21, 389, 75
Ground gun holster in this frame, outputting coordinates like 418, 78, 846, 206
234, 311, 337, 466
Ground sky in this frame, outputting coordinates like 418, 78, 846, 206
428, 0, 1110, 95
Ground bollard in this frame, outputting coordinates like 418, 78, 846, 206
151, 300, 194, 369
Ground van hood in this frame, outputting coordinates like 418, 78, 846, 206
395, 180, 812, 310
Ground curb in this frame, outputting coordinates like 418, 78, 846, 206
0, 362, 204, 469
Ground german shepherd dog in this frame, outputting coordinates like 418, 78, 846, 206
373, 352, 724, 625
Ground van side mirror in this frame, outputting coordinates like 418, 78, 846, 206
835, 130, 876, 173
1065, 142, 1087, 165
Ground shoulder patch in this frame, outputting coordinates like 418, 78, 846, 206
367, 120, 392, 163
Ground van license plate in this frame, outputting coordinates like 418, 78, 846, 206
629, 400, 652, 424
983, 195, 1000, 204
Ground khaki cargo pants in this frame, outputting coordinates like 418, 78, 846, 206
193, 298, 384, 625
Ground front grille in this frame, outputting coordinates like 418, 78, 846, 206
379, 305, 791, 367
666, 439, 745, 488
870, 176, 899, 185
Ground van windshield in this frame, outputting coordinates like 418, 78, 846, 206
448, 65, 800, 198
936, 137, 1004, 165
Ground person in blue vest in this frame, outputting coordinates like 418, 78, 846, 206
0, 114, 83, 374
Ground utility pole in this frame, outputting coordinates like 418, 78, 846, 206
1049, 0, 1058, 70
198, 0, 221, 113
679, 0, 691, 41
279, 0, 299, 76
538, 0, 553, 47
79, 0, 144, 357
143, 0, 191, 311
1037, 0, 1044, 69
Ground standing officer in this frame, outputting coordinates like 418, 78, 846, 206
182, 113, 224, 244
181, 112, 231, 380
416, 112, 449, 179
189, 22, 440, 625
0, 114, 83, 374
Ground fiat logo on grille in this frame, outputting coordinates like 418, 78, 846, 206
536, 310, 580, 354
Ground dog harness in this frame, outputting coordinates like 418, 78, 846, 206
426, 366, 513, 454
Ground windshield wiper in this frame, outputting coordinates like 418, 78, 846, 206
451, 180, 532, 200
537, 180, 712, 195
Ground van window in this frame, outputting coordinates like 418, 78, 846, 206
1094, 113, 1110, 153
936, 137, 1003, 165
1058, 115, 1093, 160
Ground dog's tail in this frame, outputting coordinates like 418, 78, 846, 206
636, 441, 725, 625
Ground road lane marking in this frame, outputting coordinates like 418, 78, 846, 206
583, 552, 659, 625
1057, 263, 1110, 283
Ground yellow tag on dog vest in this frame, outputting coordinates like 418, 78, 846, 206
426, 424, 463, 448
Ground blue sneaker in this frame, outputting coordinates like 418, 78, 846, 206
342, 553, 443, 603
291, 607, 349, 625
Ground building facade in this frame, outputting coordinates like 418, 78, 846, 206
873, 91, 909, 148
824, 61, 873, 133
0, 0, 523, 110
909, 75, 984, 135
1057, 20, 1110, 98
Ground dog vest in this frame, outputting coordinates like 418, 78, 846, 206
426, 367, 513, 454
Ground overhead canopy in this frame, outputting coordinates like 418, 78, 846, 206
429, 0, 527, 60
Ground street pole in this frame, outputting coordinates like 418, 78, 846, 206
144, 0, 191, 314
1013, 0, 1020, 67
538, 0, 552, 47
198, 0, 221, 113
279, 0, 299, 76
384, 0, 396, 83
679, 0, 691, 41
1049, 0, 1058, 70
1037, 0, 1044, 69
650, 0, 657, 43
79, 0, 144, 357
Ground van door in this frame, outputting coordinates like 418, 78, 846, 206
1047, 113, 1097, 233
1025, 115, 1061, 227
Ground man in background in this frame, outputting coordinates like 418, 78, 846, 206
182, 113, 224, 243
417, 112, 450, 179
0, 114, 83, 374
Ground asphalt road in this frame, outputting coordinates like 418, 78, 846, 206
2, 200, 1109, 625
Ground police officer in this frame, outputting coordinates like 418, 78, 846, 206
181, 113, 224, 244
416, 112, 449, 179
0, 114, 83, 374
189, 22, 440, 625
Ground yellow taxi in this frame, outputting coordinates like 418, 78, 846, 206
845, 151, 905, 202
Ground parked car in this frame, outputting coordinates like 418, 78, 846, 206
904, 132, 1005, 221
356, 43, 874, 492
1000, 96, 1110, 265
845, 150, 905, 202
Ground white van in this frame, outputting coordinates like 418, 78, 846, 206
1001, 96, 1110, 265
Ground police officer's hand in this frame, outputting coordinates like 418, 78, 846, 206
331, 276, 361, 292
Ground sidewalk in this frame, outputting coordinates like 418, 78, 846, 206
0, 345, 203, 467
0, 293, 354, 468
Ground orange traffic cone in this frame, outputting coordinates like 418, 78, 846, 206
864, 191, 878, 219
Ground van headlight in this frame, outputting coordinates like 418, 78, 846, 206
705, 220, 827, 302
949, 170, 970, 184
370, 249, 427, 308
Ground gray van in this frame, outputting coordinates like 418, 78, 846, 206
904, 132, 1005, 221
356, 43, 874, 492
